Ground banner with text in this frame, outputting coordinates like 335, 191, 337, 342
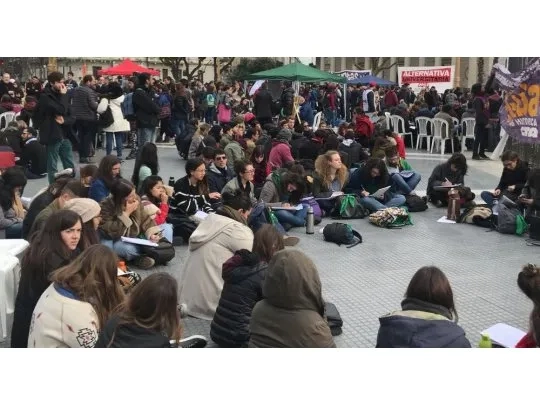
493, 58, 540, 144
398, 66, 454, 93
336, 70, 371, 82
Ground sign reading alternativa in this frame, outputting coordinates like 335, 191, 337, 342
494, 58, 540, 143
397, 66, 454, 93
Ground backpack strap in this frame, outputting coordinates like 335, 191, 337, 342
346, 230, 363, 248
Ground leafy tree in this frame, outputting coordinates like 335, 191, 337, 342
227, 57, 283, 82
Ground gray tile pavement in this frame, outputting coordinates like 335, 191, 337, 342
1, 145, 536, 348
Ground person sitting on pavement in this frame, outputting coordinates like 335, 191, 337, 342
267, 129, 295, 172
64, 198, 101, 250
222, 159, 257, 206
99, 178, 161, 270
312, 150, 349, 216
515, 263, 540, 348
376, 266, 471, 348
481, 150, 529, 208
28, 244, 125, 348
519, 168, 540, 222
259, 168, 307, 231
211, 224, 284, 348
224, 122, 246, 171
249, 249, 336, 348
201, 146, 216, 169
140, 175, 174, 243
96, 272, 207, 348
131, 142, 159, 194
207, 149, 235, 194
427, 152, 473, 207
339, 130, 369, 168
345, 157, 406, 212
188, 123, 211, 159
434, 104, 456, 138
19, 127, 47, 179
384, 147, 422, 197
0, 166, 27, 239
178, 190, 254, 321
88, 155, 122, 203
79, 164, 98, 198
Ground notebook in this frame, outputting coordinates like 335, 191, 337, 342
481, 323, 526, 348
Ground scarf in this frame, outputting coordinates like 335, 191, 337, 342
216, 204, 247, 226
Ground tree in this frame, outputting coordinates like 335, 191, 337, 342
354, 57, 399, 76
212, 57, 236, 82
159, 57, 207, 81
227, 57, 283, 82
477, 57, 485, 84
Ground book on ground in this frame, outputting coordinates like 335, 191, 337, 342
120, 236, 158, 247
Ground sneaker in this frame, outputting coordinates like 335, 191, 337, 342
479, 154, 490, 160
179, 335, 208, 348
472, 155, 481, 160
178, 303, 188, 318
54, 168, 74, 179
283, 223, 293, 232
283, 235, 300, 246
134, 255, 155, 270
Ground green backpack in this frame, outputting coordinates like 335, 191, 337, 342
369, 207, 413, 228
331, 194, 369, 219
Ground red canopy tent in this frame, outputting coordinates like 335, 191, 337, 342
98, 59, 160, 76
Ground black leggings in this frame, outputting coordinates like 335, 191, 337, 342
473, 124, 488, 156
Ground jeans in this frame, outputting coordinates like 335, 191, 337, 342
205, 107, 216, 124
106, 132, 124, 158
76, 120, 97, 159
101, 239, 140, 262
159, 223, 174, 243
324, 109, 337, 127
171, 118, 186, 139
137, 127, 155, 148
273, 205, 308, 228
361, 193, 406, 212
481, 191, 495, 208
46, 138, 75, 184
5, 221, 23, 239
473, 125, 488, 156
391, 172, 421, 195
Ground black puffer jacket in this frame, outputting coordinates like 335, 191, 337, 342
210, 250, 267, 348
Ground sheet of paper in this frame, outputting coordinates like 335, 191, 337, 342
120, 236, 158, 247
437, 216, 456, 224
314, 191, 344, 200
434, 184, 462, 189
371, 186, 391, 200
482, 323, 526, 348
271, 204, 303, 211
193, 210, 209, 220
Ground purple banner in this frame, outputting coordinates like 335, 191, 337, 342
494, 58, 540, 143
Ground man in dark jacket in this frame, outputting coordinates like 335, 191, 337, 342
253, 82, 274, 126
207, 149, 234, 193
19, 128, 47, 179
133, 73, 160, 147
71, 74, 98, 163
37, 72, 75, 184
25, 76, 42, 99
339, 130, 369, 167
0, 72, 14, 98
280, 81, 295, 117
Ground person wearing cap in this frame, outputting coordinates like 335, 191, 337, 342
362, 82, 376, 113
64, 198, 101, 249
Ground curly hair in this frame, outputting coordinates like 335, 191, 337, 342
518, 263, 540, 345
314, 151, 348, 190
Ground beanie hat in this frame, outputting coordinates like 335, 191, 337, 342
64, 198, 101, 223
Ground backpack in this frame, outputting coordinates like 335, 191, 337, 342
323, 222, 362, 248
458, 205, 492, 224
98, 101, 114, 128
300, 196, 322, 218
140, 237, 175, 265
206, 93, 215, 107
121, 92, 135, 120
331, 194, 369, 219
369, 207, 413, 228
405, 195, 428, 212
497, 203, 527, 235
324, 302, 343, 336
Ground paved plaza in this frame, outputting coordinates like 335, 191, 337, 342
1, 145, 537, 348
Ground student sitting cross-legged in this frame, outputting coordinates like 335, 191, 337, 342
384, 146, 421, 196
345, 158, 406, 212
312, 150, 349, 216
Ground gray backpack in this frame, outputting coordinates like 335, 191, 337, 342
497, 203, 527, 235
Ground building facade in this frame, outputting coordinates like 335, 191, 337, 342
315, 57, 501, 89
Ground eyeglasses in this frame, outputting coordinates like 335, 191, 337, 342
215, 156, 227, 160
244, 170, 255, 174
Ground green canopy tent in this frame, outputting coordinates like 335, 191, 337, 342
245, 62, 348, 124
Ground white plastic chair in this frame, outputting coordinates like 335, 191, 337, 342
0, 111, 16, 130
0, 255, 21, 338
461, 117, 476, 152
312, 111, 322, 131
415, 117, 433, 150
452, 117, 460, 136
384, 112, 391, 129
430, 118, 454, 155
389, 115, 413, 146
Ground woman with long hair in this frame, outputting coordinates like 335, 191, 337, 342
345, 157, 406, 212
171, 83, 190, 142
88, 155, 122, 203
140, 175, 173, 243
11, 210, 83, 347
96, 81, 130, 159
313, 150, 349, 215
250, 145, 269, 190
0, 166, 27, 239
64, 198, 102, 249
96, 273, 181, 348
427, 152, 470, 207
211, 224, 284, 347
188, 123, 211, 159
376, 266, 471, 348
99, 178, 160, 270
178, 190, 254, 320
28, 245, 125, 348
131, 142, 159, 192
516, 264, 540, 348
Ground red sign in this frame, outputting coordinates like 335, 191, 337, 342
400, 67, 452, 84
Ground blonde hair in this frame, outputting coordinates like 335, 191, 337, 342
314, 150, 348, 190
195, 123, 211, 138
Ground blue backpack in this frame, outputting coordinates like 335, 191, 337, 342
121, 92, 135, 120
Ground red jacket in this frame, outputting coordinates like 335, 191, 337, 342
355, 115, 374, 138
267, 141, 294, 172
394, 135, 406, 159
515, 333, 536, 348
384, 91, 398, 107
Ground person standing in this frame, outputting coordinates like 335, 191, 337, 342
37, 72, 75, 184
253, 82, 274, 126
71, 75, 99, 164
471, 72, 495, 160
133, 73, 160, 147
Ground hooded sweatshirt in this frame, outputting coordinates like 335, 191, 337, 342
248, 249, 335, 348
95, 315, 171, 348
376, 298, 471, 348
178, 212, 254, 320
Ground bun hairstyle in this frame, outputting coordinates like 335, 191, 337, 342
517, 264, 540, 345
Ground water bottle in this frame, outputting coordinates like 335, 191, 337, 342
168, 177, 175, 187
478, 333, 492, 348
492, 199, 499, 216
306, 206, 314, 234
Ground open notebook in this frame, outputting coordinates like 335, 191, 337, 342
481, 323, 526, 348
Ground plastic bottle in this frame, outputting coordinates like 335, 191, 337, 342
478, 333, 492, 348
306, 206, 314, 234
168, 177, 175, 187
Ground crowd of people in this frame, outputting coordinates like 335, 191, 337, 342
0, 67, 538, 348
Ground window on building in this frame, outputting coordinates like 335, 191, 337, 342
425, 57, 435, 66
441, 57, 452, 66
396, 57, 405, 67
408, 57, 419, 66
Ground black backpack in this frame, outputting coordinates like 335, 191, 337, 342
140, 237, 175, 265
405, 194, 428, 212
324, 302, 343, 336
323, 222, 362, 248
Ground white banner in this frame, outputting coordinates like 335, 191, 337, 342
397, 66, 454, 93
335, 70, 372, 82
